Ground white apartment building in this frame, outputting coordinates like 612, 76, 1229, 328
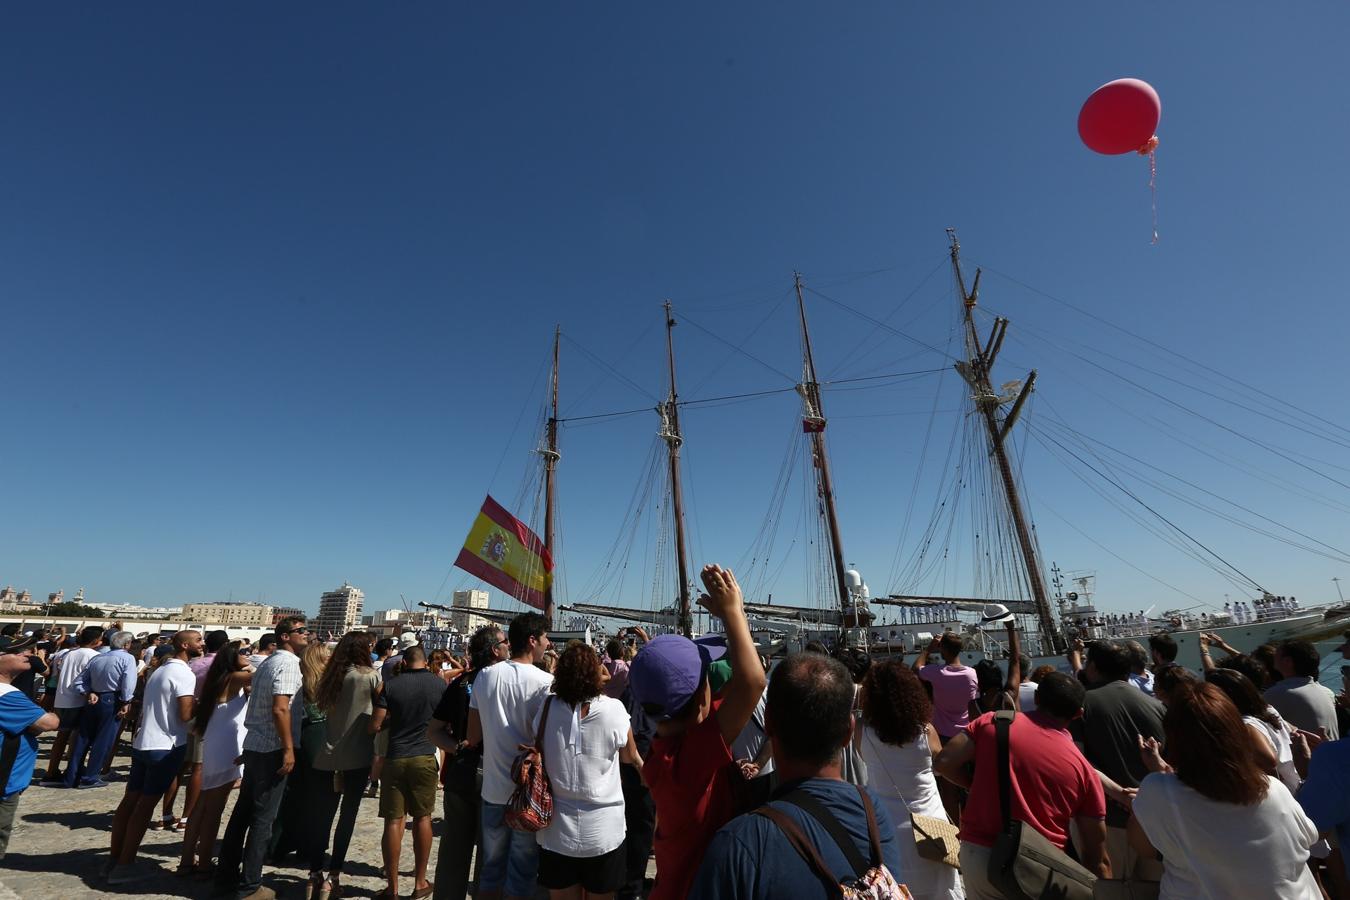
450, 588, 491, 634
315, 582, 364, 636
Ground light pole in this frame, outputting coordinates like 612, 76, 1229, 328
1334, 577, 1345, 604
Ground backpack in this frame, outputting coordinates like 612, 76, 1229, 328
504, 695, 554, 832
753, 785, 913, 899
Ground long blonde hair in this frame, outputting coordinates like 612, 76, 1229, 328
300, 641, 332, 704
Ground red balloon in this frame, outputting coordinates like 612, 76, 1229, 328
1078, 78, 1161, 155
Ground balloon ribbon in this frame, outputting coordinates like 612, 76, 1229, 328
1137, 136, 1160, 245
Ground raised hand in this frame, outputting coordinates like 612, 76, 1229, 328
696, 564, 745, 622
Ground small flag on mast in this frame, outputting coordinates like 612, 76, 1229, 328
454, 495, 553, 610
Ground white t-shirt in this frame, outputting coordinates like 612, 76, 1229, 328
1017, 680, 1038, 712
133, 659, 197, 751
55, 647, 100, 709
470, 660, 553, 805
1244, 708, 1300, 793
1133, 773, 1321, 900
532, 693, 630, 856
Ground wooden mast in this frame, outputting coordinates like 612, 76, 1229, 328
542, 326, 561, 626
660, 302, 695, 637
794, 274, 852, 616
947, 229, 1062, 652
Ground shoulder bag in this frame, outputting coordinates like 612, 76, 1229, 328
505, 695, 554, 832
754, 785, 913, 899
987, 709, 1098, 900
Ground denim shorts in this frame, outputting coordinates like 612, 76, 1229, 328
479, 801, 540, 896
128, 744, 188, 797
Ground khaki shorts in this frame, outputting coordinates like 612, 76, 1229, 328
182, 732, 204, 769
379, 755, 438, 820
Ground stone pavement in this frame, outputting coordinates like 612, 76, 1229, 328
2, 735, 654, 900
3, 748, 421, 899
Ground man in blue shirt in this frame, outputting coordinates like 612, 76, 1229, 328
66, 630, 139, 788
0, 636, 60, 857
692, 653, 903, 899
1298, 735, 1350, 897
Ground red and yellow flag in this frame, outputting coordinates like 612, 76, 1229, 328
453, 495, 553, 610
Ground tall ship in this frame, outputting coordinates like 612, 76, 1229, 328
440, 231, 1350, 674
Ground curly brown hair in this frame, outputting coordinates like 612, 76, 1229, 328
859, 659, 932, 746
552, 640, 605, 707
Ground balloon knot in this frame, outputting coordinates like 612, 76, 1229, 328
1137, 135, 1159, 155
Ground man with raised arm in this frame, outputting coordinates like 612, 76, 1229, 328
629, 564, 767, 900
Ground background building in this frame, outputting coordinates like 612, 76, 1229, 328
179, 602, 274, 627
271, 606, 305, 626
314, 582, 364, 636
450, 589, 490, 634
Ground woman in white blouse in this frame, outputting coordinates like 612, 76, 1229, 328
858, 659, 965, 900
1132, 681, 1320, 900
533, 641, 642, 900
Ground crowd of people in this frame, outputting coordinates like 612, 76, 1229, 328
0, 578, 1348, 900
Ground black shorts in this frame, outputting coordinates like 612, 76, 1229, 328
56, 707, 85, 732
537, 842, 626, 894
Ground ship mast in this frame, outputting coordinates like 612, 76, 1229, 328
541, 326, 561, 626
947, 229, 1062, 652
795, 274, 852, 615
659, 302, 695, 637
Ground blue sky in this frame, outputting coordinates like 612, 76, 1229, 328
4, 3, 1349, 619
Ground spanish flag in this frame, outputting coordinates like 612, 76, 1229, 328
454, 495, 553, 610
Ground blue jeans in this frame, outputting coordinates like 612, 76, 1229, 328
231, 748, 288, 898
479, 801, 540, 897
64, 692, 120, 787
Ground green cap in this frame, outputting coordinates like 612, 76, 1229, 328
707, 658, 733, 694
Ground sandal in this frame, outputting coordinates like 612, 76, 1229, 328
370, 888, 398, 900
149, 816, 170, 831
171, 817, 188, 832
410, 882, 434, 900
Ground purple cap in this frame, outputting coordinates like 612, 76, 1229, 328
629, 634, 727, 719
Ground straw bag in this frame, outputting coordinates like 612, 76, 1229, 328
911, 813, 961, 869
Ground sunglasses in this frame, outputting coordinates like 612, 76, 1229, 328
280, 628, 309, 636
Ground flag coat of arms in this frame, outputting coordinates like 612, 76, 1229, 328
454, 495, 553, 610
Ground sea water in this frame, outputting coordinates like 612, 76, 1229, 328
1315, 639, 1346, 693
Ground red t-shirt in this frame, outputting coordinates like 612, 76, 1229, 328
643, 699, 736, 900
959, 710, 1105, 850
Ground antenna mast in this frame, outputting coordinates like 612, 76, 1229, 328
947, 229, 1061, 652
542, 325, 562, 627
660, 302, 695, 637
795, 274, 852, 616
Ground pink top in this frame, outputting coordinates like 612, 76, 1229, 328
919, 663, 979, 737
603, 658, 629, 699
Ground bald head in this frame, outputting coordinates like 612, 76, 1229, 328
172, 630, 204, 660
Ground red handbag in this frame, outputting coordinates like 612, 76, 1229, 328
505, 695, 554, 832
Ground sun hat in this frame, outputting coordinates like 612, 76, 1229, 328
629, 634, 727, 719
980, 603, 1015, 625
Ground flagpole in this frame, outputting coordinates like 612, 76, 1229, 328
542, 325, 561, 627
661, 301, 695, 638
